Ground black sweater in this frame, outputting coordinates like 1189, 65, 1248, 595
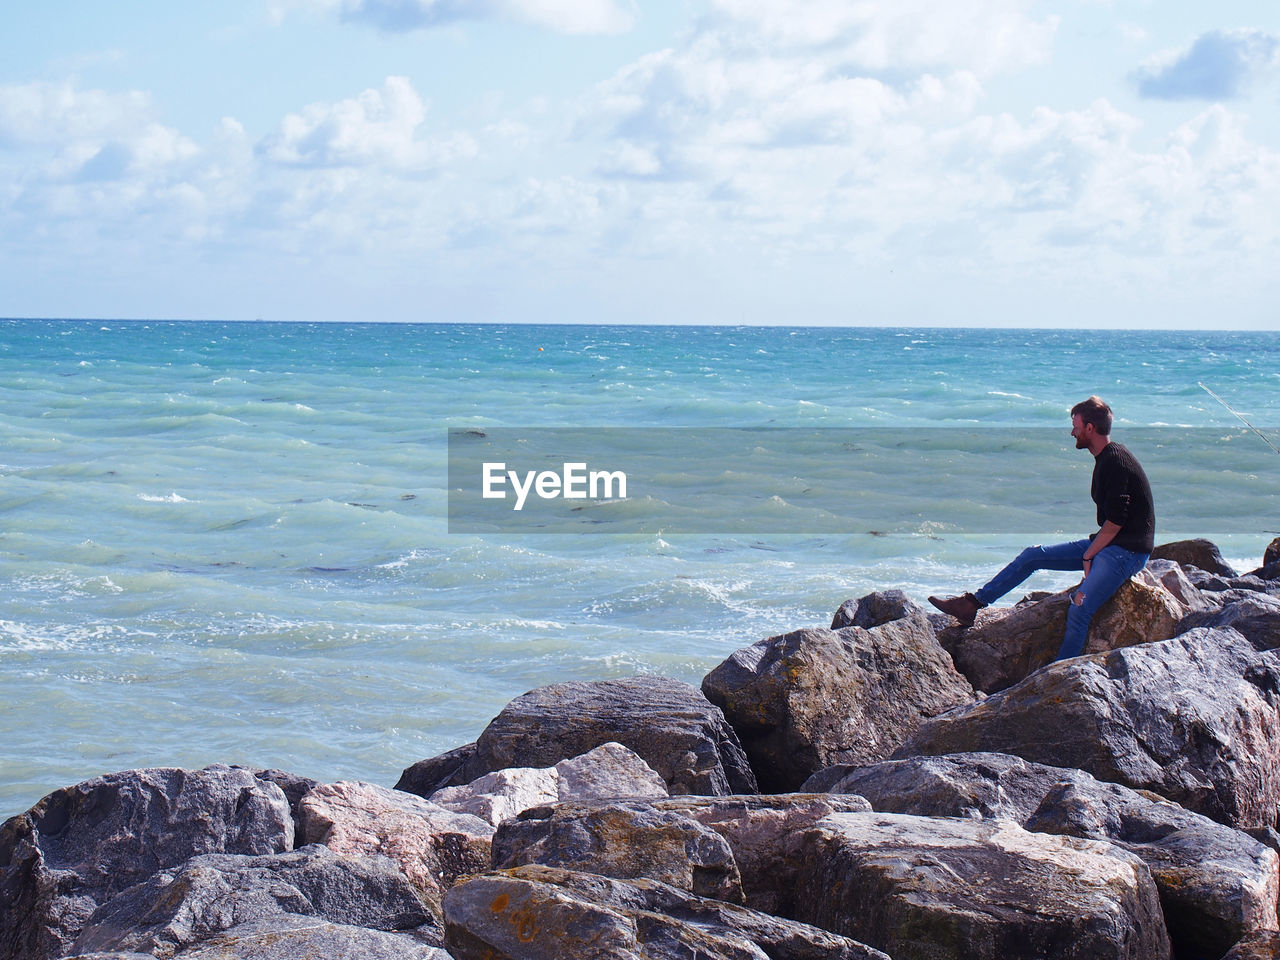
1091, 442, 1155, 553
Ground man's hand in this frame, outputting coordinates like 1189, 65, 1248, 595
1082, 557, 1092, 578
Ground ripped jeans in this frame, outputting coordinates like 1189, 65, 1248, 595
973, 538, 1150, 661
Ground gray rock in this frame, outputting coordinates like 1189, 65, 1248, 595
1264, 537, 1280, 569
794, 811, 1172, 960
1189, 568, 1280, 597
248, 769, 320, 839
830, 589, 923, 629
443, 864, 890, 960
897, 628, 1280, 830
72, 844, 436, 957
651, 794, 873, 917
1177, 592, 1280, 651
530, 866, 890, 960
0, 765, 293, 960
492, 799, 744, 903
1144, 557, 1215, 611
168, 915, 450, 959
806, 752, 1279, 960
447, 676, 757, 796
1251, 560, 1280, 581
1150, 538, 1238, 576
298, 780, 494, 923
948, 568, 1190, 693
395, 742, 478, 798
702, 615, 974, 791
430, 742, 668, 827
1224, 930, 1280, 960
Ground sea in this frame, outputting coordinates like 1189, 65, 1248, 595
2, 320, 1278, 816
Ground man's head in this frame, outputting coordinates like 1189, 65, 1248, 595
1070, 396, 1112, 452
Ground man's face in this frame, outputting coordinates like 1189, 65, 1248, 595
1071, 413, 1090, 449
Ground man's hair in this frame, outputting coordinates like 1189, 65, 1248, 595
1071, 396, 1113, 435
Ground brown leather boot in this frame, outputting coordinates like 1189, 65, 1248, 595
927, 592, 984, 628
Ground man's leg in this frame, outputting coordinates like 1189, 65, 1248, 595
973, 539, 1091, 606
930, 539, 1090, 626
1056, 545, 1151, 660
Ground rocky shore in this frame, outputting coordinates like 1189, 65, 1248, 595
5, 536, 1280, 960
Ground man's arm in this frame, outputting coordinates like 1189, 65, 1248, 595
1082, 520, 1123, 576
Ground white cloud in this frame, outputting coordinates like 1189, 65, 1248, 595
272, 0, 635, 34
261, 76, 433, 167
0, 81, 153, 146
704, 0, 1058, 75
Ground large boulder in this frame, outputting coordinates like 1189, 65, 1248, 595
492, 799, 744, 904
396, 743, 478, 798
71, 845, 437, 956
701, 613, 974, 791
793, 811, 1171, 960
443, 864, 891, 960
0, 765, 293, 960
805, 752, 1279, 960
430, 742, 668, 827
830, 590, 924, 629
405, 676, 756, 798
651, 794, 873, 917
298, 781, 493, 922
1225, 930, 1280, 960
1177, 592, 1280, 652
1264, 537, 1280, 569
139, 915, 449, 959
948, 568, 1191, 693
897, 628, 1280, 829
1150, 538, 1237, 576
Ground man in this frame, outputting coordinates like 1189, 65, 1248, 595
928, 396, 1154, 661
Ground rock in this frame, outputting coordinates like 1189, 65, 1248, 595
72, 844, 437, 956
1178, 592, 1280, 651
948, 568, 1190, 693
439, 676, 757, 797
298, 780, 493, 921
395, 742, 478, 798
793, 811, 1171, 960
1028, 780, 1278, 960
701, 615, 974, 791
1225, 930, 1280, 960
430, 742, 668, 827
1151, 537, 1238, 576
651, 794, 873, 917
1189, 568, 1280, 597
806, 752, 1279, 960
0, 765, 293, 960
248, 768, 321, 842
1144, 557, 1214, 610
1265, 537, 1280, 569
830, 589, 923, 629
491, 799, 744, 903
897, 628, 1280, 830
1252, 560, 1280, 581
161, 915, 450, 959
443, 864, 891, 960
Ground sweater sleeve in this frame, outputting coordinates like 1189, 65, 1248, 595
1096, 454, 1132, 527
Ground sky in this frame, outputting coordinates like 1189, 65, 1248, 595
2, 1, 1279, 328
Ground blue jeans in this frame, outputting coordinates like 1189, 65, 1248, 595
973, 539, 1150, 661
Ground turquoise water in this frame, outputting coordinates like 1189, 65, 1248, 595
2, 320, 1278, 815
